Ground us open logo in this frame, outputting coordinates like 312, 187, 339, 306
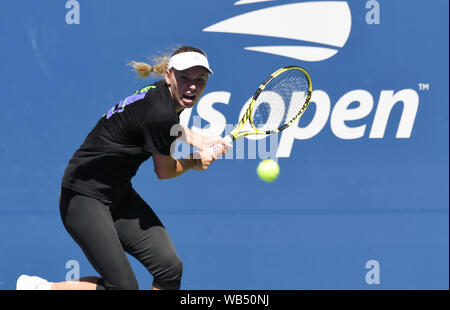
173, 0, 421, 159
203, 0, 352, 62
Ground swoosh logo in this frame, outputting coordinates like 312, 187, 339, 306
203, 1, 352, 62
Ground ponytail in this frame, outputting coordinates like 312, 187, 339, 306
128, 54, 170, 78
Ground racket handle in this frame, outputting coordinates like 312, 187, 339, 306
218, 134, 233, 154
223, 134, 233, 146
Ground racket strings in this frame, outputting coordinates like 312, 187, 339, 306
252, 69, 309, 131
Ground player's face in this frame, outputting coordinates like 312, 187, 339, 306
165, 66, 209, 111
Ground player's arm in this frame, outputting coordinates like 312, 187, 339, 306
152, 151, 216, 180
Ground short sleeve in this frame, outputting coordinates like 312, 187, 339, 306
142, 120, 179, 155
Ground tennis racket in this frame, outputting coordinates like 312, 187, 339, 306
211, 65, 312, 154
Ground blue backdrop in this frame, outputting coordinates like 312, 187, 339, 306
0, 0, 448, 289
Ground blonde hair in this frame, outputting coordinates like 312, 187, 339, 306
128, 46, 207, 79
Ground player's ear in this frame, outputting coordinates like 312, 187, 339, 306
165, 69, 172, 86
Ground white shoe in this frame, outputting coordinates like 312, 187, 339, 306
16, 274, 51, 290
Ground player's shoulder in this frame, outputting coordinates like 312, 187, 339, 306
139, 80, 178, 122
131, 79, 162, 102
138, 79, 167, 103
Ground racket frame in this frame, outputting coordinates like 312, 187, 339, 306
229, 65, 312, 141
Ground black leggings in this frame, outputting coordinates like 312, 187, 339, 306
59, 187, 182, 290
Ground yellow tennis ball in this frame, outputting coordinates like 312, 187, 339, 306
257, 159, 280, 182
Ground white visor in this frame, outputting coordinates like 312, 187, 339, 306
168, 52, 213, 74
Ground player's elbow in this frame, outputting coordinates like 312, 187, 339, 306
153, 154, 179, 180
154, 168, 172, 180
154, 165, 179, 180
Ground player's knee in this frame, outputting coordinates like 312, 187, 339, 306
161, 253, 183, 282
153, 253, 183, 290
169, 255, 183, 280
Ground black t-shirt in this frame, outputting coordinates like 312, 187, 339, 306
62, 79, 181, 203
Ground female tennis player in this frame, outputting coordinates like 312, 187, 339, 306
16, 46, 229, 290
